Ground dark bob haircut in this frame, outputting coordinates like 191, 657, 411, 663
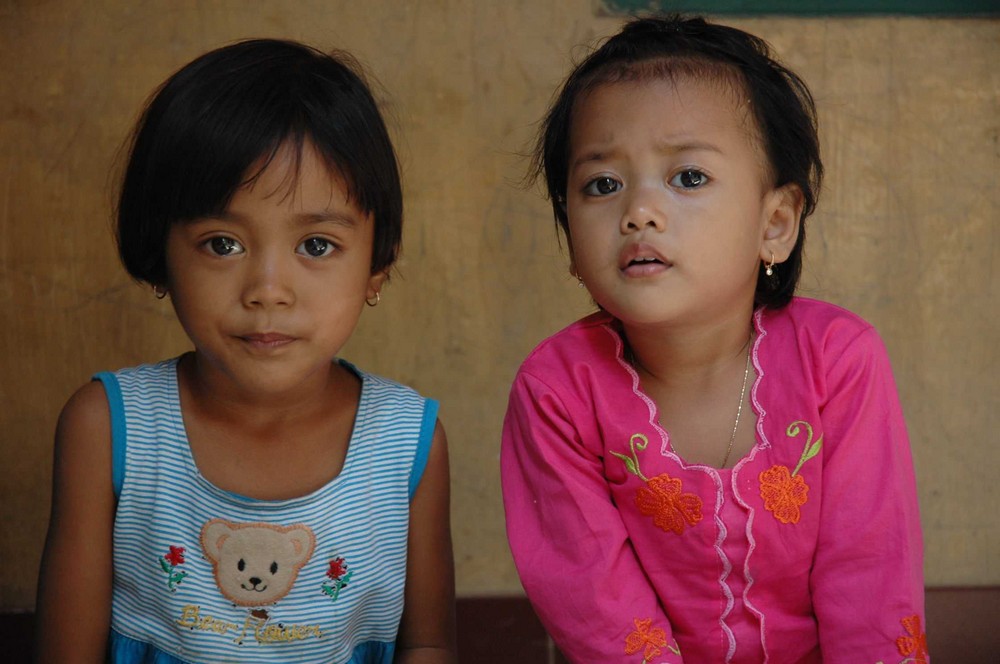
117, 38, 402, 286
532, 15, 823, 308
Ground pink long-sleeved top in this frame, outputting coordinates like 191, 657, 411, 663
501, 298, 927, 663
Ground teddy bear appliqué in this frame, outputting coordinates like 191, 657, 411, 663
201, 518, 316, 608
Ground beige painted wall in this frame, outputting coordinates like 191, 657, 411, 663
1, 1, 996, 610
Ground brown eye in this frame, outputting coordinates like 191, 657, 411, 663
207, 236, 243, 256
297, 237, 336, 257
672, 170, 708, 189
584, 176, 622, 196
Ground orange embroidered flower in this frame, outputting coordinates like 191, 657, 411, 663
759, 465, 809, 524
635, 473, 703, 535
625, 617, 667, 661
895, 614, 929, 661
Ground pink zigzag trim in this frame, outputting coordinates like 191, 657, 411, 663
602, 322, 738, 659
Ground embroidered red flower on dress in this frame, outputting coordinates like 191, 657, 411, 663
759, 421, 823, 525
326, 557, 347, 580
164, 545, 186, 567
321, 556, 353, 602
895, 614, 929, 661
635, 473, 704, 535
613, 433, 703, 536
625, 617, 668, 662
159, 545, 188, 591
759, 465, 809, 524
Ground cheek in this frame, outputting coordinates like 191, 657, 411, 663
570, 224, 614, 266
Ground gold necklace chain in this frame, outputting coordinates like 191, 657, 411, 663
720, 338, 753, 469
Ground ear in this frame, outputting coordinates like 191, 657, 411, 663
285, 526, 316, 567
566, 231, 579, 280
201, 519, 235, 562
366, 270, 389, 301
760, 183, 804, 264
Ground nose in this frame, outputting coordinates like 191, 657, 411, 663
242, 249, 295, 308
620, 184, 667, 234
249, 577, 262, 587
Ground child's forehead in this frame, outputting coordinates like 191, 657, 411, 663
572, 74, 759, 143
586, 56, 749, 97
240, 139, 353, 205
580, 72, 746, 111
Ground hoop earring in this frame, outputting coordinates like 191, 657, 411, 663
764, 252, 776, 277
365, 291, 380, 307
153, 285, 168, 300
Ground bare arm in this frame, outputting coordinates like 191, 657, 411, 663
34, 381, 116, 664
394, 421, 456, 663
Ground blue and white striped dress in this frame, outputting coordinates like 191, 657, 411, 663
94, 358, 438, 663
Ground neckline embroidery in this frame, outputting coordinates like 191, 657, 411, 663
604, 309, 771, 474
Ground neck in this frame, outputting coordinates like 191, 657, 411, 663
621, 309, 756, 386
179, 353, 351, 432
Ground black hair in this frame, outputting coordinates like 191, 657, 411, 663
531, 15, 823, 308
117, 38, 402, 286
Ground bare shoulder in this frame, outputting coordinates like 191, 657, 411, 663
411, 420, 450, 526
54, 382, 111, 482
48, 380, 115, 504
427, 420, 449, 471
396, 418, 456, 662
52, 378, 113, 486
58, 380, 110, 432
35, 380, 116, 660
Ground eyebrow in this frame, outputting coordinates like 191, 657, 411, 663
296, 212, 360, 228
197, 210, 361, 228
570, 139, 724, 172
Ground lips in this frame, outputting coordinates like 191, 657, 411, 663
619, 243, 671, 276
239, 332, 297, 349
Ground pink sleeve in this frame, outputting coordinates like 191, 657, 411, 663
501, 371, 683, 663
812, 328, 928, 662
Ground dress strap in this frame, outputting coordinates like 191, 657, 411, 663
93, 371, 127, 497
409, 398, 439, 500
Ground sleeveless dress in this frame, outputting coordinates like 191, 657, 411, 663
95, 357, 438, 663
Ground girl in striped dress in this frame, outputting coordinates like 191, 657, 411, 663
36, 39, 455, 664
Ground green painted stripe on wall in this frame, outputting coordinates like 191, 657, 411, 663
597, 0, 1000, 16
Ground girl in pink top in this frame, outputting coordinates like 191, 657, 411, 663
501, 15, 927, 663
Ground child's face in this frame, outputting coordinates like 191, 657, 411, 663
565, 76, 784, 330
164, 140, 384, 395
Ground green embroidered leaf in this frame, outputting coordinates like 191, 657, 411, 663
786, 420, 810, 439
803, 436, 823, 463
159, 558, 171, 574
611, 451, 638, 476
792, 434, 823, 476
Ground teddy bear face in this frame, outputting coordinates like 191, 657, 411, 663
201, 519, 316, 607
